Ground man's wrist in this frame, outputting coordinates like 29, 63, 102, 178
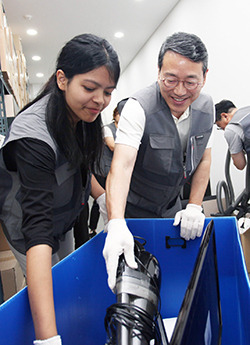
187, 203, 202, 211
108, 218, 125, 225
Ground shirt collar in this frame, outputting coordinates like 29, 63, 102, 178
172, 107, 190, 125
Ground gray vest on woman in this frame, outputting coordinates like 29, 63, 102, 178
230, 107, 250, 154
0, 96, 89, 254
126, 82, 214, 217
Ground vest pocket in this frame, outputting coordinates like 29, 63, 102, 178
190, 133, 209, 175
142, 134, 174, 175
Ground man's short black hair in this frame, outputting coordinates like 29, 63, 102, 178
215, 99, 236, 122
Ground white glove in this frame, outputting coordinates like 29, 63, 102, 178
96, 193, 108, 228
173, 204, 205, 240
33, 335, 62, 345
103, 219, 138, 291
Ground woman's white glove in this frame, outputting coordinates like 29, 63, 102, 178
173, 204, 205, 240
33, 335, 62, 345
96, 193, 108, 228
103, 219, 138, 291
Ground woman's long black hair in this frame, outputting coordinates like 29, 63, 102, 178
20, 33, 120, 176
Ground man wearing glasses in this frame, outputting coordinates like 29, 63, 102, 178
103, 32, 214, 291
215, 99, 250, 170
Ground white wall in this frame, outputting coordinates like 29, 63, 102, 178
28, 83, 43, 100
103, 0, 250, 198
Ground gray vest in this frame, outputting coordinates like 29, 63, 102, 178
230, 107, 250, 154
127, 82, 214, 217
0, 96, 89, 254
98, 122, 116, 177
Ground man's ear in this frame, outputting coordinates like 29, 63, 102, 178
202, 69, 208, 86
221, 112, 229, 122
56, 69, 67, 91
157, 67, 161, 80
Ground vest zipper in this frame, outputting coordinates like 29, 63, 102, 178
183, 153, 187, 179
183, 164, 187, 179
190, 136, 195, 174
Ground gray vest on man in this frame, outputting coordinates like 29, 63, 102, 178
0, 96, 89, 254
126, 82, 214, 217
230, 107, 250, 154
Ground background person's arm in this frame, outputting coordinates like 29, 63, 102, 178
104, 136, 115, 152
231, 151, 246, 170
103, 126, 115, 152
224, 126, 246, 170
90, 173, 105, 200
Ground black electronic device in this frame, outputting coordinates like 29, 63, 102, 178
169, 220, 222, 345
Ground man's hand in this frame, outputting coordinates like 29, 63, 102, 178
33, 335, 62, 345
103, 219, 138, 291
173, 204, 205, 240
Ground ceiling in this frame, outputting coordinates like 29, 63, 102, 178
3, 0, 179, 86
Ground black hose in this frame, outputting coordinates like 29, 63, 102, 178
216, 180, 230, 214
216, 151, 250, 218
105, 303, 162, 345
216, 150, 234, 214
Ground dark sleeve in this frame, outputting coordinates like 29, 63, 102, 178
13, 138, 57, 252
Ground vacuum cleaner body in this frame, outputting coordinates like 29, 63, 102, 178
105, 240, 165, 345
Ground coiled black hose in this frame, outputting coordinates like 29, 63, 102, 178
216, 150, 235, 214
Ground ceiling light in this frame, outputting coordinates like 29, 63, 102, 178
114, 31, 124, 39
23, 14, 32, 21
27, 29, 38, 36
36, 73, 44, 78
32, 55, 41, 61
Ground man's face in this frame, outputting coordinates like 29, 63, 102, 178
158, 51, 207, 118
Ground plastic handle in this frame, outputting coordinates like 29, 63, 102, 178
165, 236, 186, 249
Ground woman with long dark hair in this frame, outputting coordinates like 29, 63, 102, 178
0, 33, 120, 345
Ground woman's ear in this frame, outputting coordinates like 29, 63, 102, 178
56, 69, 67, 91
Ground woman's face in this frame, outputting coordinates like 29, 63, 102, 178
57, 66, 116, 124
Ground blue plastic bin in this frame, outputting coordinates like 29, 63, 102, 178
0, 217, 249, 345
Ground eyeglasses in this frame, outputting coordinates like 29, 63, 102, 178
160, 77, 203, 90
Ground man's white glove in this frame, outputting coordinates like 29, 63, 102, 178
173, 204, 205, 240
103, 219, 138, 291
33, 335, 62, 345
96, 193, 108, 228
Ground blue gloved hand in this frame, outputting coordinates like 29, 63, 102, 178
173, 203, 205, 240
103, 219, 138, 291
33, 335, 62, 345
